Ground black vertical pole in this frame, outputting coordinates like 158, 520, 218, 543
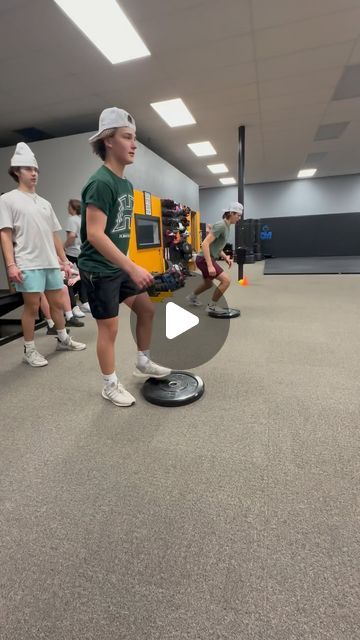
236, 125, 245, 280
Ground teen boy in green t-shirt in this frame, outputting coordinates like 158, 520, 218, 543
79, 107, 171, 407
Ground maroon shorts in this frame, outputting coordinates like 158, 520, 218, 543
196, 255, 223, 280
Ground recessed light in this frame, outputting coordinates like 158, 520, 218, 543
219, 177, 236, 185
207, 163, 229, 174
54, 0, 150, 64
187, 141, 217, 157
150, 98, 196, 127
297, 168, 317, 178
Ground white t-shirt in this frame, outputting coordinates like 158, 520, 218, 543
65, 214, 81, 257
0, 189, 61, 270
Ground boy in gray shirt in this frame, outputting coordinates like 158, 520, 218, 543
186, 202, 243, 314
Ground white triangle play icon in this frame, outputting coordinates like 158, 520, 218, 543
166, 302, 199, 340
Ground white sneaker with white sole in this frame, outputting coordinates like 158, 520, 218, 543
206, 303, 228, 315
23, 349, 48, 367
102, 382, 136, 407
133, 360, 172, 379
72, 305, 86, 318
56, 337, 86, 351
186, 293, 202, 307
80, 302, 91, 313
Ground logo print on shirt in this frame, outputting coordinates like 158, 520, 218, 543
112, 194, 134, 234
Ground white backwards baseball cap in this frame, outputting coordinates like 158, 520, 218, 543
89, 107, 136, 143
229, 202, 244, 214
11, 142, 38, 169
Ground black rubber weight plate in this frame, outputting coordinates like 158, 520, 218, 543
208, 308, 241, 319
142, 371, 205, 407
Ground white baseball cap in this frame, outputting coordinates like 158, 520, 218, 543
229, 202, 244, 214
89, 107, 136, 143
11, 142, 38, 169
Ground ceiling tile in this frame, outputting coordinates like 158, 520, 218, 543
348, 36, 360, 63
143, 0, 252, 54
260, 88, 333, 112
314, 121, 350, 140
259, 67, 342, 98
255, 8, 360, 59
333, 64, 360, 99
251, 0, 360, 30
256, 41, 354, 82
304, 151, 328, 165
322, 96, 360, 122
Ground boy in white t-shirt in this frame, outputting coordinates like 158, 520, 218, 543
0, 142, 86, 367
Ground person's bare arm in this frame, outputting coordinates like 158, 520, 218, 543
86, 205, 153, 289
53, 232, 72, 279
0, 227, 23, 283
219, 250, 233, 267
64, 231, 76, 249
53, 232, 68, 263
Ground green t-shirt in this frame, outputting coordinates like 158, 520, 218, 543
199, 220, 230, 259
78, 165, 134, 274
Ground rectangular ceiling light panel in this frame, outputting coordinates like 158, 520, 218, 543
188, 141, 217, 156
207, 163, 229, 174
298, 169, 317, 178
220, 177, 236, 185
54, 0, 150, 63
150, 99, 196, 127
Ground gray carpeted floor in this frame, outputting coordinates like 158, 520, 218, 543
264, 255, 360, 275
1, 262, 359, 640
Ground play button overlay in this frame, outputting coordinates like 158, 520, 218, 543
130, 281, 234, 370
166, 302, 199, 339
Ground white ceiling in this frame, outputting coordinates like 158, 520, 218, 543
1, 0, 360, 187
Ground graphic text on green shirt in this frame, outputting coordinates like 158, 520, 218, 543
78, 165, 134, 274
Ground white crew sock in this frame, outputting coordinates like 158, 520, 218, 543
103, 372, 118, 386
46, 318, 55, 329
65, 311, 73, 320
24, 340, 35, 352
137, 350, 150, 368
57, 329, 69, 343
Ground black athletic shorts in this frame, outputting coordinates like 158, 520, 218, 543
80, 269, 146, 319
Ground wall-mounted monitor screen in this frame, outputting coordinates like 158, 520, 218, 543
134, 214, 161, 249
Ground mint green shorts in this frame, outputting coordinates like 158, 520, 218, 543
15, 268, 64, 293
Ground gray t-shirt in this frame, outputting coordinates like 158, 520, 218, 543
0, 189, 61, 270
65, 214, 81, 257
199, 220, 230, 258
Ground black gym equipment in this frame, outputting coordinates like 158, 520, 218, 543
235, 246, 247, 281
142, 371, 205, 407
207, 308, 240, 319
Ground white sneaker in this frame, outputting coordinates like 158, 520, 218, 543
23, 349, 48, 367
102, 381, 136, 407
80, 302, 91, 313
56, 336, 86, 351
133, 360, 172, 379
206, 303, 228, 315
72, 305, 85, 318
186, 293, 202, 307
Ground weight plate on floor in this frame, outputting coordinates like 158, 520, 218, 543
142, 371, 205, 407
208, 308, 240, 319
